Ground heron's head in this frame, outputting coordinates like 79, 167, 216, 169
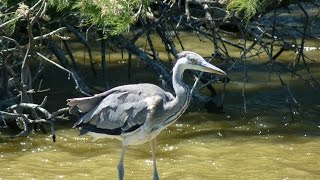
176, 51, 226, 76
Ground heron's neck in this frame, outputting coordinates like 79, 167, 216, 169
160, 63, 191, 127
172, 63, 190, 103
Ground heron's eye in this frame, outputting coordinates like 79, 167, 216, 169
190, 58, 197, 64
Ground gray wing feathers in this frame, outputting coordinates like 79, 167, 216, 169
92, 92, 149, 130
68, 84, 174, 131
67, 91, 110, 114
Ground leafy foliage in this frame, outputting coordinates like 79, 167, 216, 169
0, 0, 7, 7
227, 0, 316, 20
0, 1, 20, 36
227, 0, 266, 20
48, 0, 73, 12
49, 0, 144, 35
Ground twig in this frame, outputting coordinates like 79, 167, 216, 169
169, 21, 185, 51
36, 52, 72, 73
0, 111, 31, 136
277, 72, 302, 122
50, 107, 69, 120
8, 103, 51, 118
98, 30, 110, 90
40, 96, 48, 107
33, 27, 67, 41
36, 51, 91, 95
65, 24, 97, 75
0, 0, 43, 29
62, 40, 78, 70
128, 53, 132, 83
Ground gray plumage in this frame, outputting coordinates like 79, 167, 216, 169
69, 84, 174, 139
67, 51, 226, 180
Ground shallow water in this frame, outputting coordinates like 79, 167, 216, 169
1, 111, 320, 179
1, 31, 320, 179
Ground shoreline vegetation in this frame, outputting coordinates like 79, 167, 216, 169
0, 0, 319, 138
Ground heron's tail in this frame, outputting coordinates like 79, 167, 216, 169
67, 96, 101, 115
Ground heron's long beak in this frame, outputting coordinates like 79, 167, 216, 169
201, 61, 227, 76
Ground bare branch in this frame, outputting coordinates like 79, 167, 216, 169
33, 27, 67, 41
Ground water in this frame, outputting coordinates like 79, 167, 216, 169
1, 32, 320, 179
1, 113, 319, 179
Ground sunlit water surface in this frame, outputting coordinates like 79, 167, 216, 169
1, 31, 320, 179
1, 112, 320, 179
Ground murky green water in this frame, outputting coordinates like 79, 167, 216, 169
1, 32, 320, 179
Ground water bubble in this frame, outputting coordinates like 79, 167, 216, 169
304, 46, 318, 51
164, 146, 175, 151
145, 159, 153, 166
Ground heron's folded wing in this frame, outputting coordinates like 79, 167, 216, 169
73, 84, 174, 135
94, 91, 150, 131
76, 93, 155, 133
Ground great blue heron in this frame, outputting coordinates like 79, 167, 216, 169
67, 51, 226, 180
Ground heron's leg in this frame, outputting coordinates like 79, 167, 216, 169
118, 145, 126, 180
150, 138, 159, 180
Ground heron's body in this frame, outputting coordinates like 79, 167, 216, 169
67, 51, 226, 180
69, 83, 189, 145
